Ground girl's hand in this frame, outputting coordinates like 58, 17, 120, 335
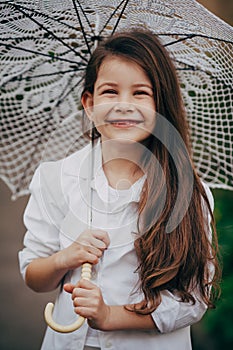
64, 279, 110, 330
56, 229, 110, 270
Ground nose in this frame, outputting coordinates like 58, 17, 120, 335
113, 102, 135, 114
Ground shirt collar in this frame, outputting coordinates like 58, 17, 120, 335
62, 138, 145, 205
93, 166, 145, 205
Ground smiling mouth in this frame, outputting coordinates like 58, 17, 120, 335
106, 119, 143, 127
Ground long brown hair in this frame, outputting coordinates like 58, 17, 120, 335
81, 29, 220, 313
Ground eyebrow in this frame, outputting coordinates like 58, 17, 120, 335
96, 82, 153, 91
133, 83, 153, 89
96, 82, 118, 91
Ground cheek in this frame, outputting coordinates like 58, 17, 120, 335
143, 105, 156, 122
92, 105, 105, 123
144, 112, 157, 135
93, 102, 114, 125
140, 99, 156, 113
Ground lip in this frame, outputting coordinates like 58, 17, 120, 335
105, 119, 143, 128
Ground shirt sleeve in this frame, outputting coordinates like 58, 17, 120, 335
151, 182, 214, 333
151, 290, 207, 333
18, 162, 66, 280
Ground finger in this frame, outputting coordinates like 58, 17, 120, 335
72, 290, 94, 305
63, 283, 75, 294
72, 285, 95, 304
77, 239, 104, 255
72, 287, 82, 298
79, 249, 100, 264
76, 278, 96, 289
92, 230, 110, 248
86, 245, 103, 257
73, 293, 99, 311
85, 250, 99, 262
74, 306, 96, 319
90, 237, 108, 250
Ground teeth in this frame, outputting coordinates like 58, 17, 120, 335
109, 120, 140, 124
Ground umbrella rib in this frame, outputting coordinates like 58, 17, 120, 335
1, 34, 232, 45
0, 2, 80, 32
54, 75, 85, 109
0, 36, 84, 41
0, 47, 85, 89
3, 4, 86, 33
0, 42, 84, 66
0, 1, 82, 30
71, 0, 92, 55
99, 0, 129, 36
1, 2, 96, 46
111, 0, 130, 35
1, 69, 85, 84
161, 33, 233, 45
76, 0, 96, 36
164, 34, 196, 47
176, 58, 233, 91
7, 2, 89, 63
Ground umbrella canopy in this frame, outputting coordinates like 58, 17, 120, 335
0, 0, 232, 198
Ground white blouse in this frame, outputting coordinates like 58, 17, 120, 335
19, 141, 213, 350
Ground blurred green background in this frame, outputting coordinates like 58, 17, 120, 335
192, 189, 233, 349
192, 1, 233, 348
0, 1, 232, 349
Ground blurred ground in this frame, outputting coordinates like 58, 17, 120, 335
0, 180, 56, 350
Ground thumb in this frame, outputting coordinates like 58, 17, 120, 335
63, 283, 75, 294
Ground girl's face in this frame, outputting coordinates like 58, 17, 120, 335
82, 56, 156, 144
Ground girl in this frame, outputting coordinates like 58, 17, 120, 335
19, 29, 220, 350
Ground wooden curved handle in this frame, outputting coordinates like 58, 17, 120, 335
44, 263, 92, 333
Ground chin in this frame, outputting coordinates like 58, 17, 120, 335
104, 137, 138, 144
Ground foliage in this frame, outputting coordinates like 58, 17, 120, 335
199, 189, 233, 348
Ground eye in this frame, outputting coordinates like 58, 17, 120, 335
102, 89, 117, 95
134, 90, 150, 96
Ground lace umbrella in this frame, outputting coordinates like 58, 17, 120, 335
0, 0, 233, 199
